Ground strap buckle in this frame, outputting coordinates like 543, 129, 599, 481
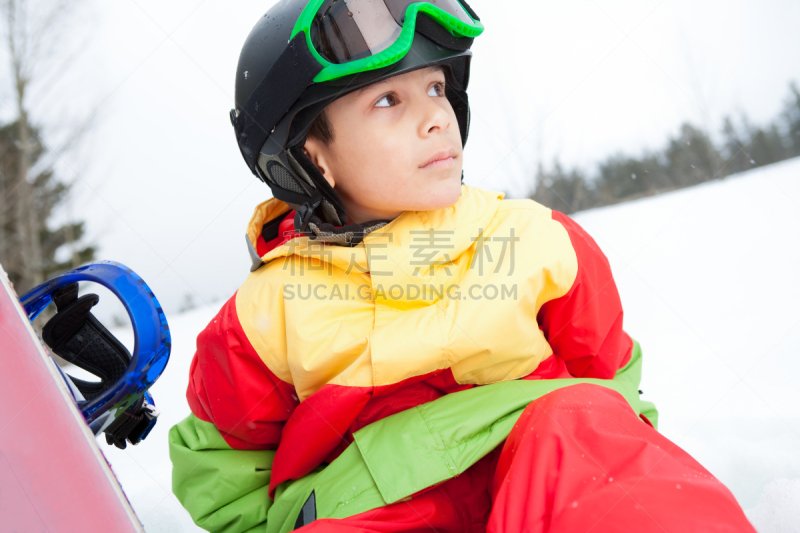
294, 197, 323, 233
104, 396, 160, 449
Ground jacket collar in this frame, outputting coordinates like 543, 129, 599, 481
246, 184, 505, 275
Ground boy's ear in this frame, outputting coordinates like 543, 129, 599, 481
302, 137, 335, 189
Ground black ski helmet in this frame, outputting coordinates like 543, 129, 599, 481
230, 0, 480, 243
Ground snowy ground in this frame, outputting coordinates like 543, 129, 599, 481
94, 157, 800, 532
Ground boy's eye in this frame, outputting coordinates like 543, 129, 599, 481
428, 82, 445, 97
375, 93, 398, 108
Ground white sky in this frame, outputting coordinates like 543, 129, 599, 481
2, 0, 799, 313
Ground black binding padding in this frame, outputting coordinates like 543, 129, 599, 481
42, 283, 131, 401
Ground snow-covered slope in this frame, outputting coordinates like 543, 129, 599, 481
101, 157, 800, 532
573, 157, 800, 531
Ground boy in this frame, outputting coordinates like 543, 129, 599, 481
169, 1, 756, 531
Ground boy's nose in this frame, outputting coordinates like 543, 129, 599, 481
419, 98, 451, 137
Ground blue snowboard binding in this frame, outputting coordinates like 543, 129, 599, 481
19, 261, 171, 449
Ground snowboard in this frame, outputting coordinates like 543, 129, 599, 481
0, 262, 144, 532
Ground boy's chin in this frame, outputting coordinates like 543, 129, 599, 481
417, 180, 463, 211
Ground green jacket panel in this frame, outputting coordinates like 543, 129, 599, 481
171, 341, 654, 532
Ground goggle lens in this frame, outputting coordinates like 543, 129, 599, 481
310, 0, 474, 65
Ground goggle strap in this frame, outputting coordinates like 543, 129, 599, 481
415, 11, 473, 53
233, 33, 323, 171
457, 0, 480, 22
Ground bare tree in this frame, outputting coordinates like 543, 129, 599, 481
1, 0, 94, 294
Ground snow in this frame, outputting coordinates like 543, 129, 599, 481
98, 157, 800, 532
572, 156, 800, 532
746, 479, 800, 533
100, 306, 216, 532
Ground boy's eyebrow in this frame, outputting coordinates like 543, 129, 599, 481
354, 77, 392, 96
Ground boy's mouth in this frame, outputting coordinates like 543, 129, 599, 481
420, 149, 457, 169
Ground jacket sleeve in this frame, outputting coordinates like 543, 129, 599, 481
169, 413, 274, 532
186, 293, 299, 450
172, 294, 300, 531
537, 211, 633, 379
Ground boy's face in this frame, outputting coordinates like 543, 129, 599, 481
303, 66, 464, 224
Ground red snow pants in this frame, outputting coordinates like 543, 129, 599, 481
300, 384, 756, 532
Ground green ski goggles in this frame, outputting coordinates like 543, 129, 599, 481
291, 0, 484, 83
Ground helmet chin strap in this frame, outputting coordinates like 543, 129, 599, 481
301, 211, 394, 247
288, 145, 467, 244
283, 145, 396, 246
293, 195, 324, 233
287, 145, 348, 225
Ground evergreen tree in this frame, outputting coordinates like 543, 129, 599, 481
784, 82, 800, 158
596, 153, 668, 205
531, 162, 597, 215
663, 123, 723, 187
748, 123, 789, 168
0, 120, 95, 293
529, 82, 800, 214
721, 116, 754, 175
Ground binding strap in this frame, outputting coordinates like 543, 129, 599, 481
104, 394, 160, 449
41, 283, 160, 448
